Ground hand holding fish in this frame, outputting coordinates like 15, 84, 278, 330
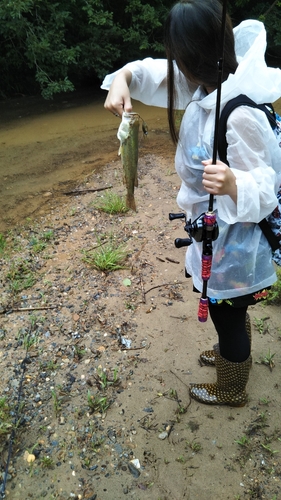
104, 69, 133, 117
202, 159, 237, 203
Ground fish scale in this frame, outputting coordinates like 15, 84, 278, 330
117, 112, 147, 211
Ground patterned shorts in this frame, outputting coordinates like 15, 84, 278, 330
192, 285, 271, 308
208, 288, 271, 308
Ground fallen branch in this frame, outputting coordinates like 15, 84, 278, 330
170, 369, 192, 410
0, 305, 60, 314
63, 186, 112, 195
144, 282, 184, 296
112, 342, 150, 352
156, 256, 165, 262
140, 275, 146, 303
165, 257, 180, 264
169, 369, 190, 389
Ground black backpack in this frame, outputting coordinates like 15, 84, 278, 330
218, 94, 281, 259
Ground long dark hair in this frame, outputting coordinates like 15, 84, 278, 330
164, 0, 238, 144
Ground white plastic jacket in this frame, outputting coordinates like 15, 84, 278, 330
101, 20, 281, 298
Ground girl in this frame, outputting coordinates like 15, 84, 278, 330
102, 0, 281, 406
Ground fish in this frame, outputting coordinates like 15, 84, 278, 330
117, 112, 148, 211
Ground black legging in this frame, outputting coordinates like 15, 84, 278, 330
208, 301, 251, 363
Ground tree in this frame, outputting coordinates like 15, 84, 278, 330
0, 0, 171, 98
0, 0, 280, 99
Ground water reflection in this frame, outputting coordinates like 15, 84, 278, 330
0, 89, 168, 231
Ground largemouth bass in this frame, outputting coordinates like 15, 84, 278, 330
117, 112, 148, 211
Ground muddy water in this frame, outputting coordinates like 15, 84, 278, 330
0, 89, 168, 232
0, 91, 280, 233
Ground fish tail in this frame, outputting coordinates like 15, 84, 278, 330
126, 193, 137, 212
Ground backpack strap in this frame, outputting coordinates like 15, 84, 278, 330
218, 94, 276, 164
217, 94, 280, 251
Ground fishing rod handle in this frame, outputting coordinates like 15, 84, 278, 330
198, 297, 209, 322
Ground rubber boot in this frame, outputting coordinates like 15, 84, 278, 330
199, 312, 251, 366
190, 345, 251, 407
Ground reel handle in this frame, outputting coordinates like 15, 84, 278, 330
169, 212, 186, 221
175, 237, 192, 248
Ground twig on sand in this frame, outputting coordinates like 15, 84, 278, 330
140, 275, 146, 303
144, 282, 184, 298
170, 369, 192, 409
0, 305, 60, 314
63, 186, 112, 195
165, 257, 180, 264
112, 343, 151, 352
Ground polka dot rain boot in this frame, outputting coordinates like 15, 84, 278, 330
190, 345, 252, 407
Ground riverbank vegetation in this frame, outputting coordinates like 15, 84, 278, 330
0, 0, 280, 99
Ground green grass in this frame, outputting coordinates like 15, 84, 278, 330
0, 233, 6, 253
29, 237, 47, 253
265, 267, 281, 304
0, 397, 13, 433
235, 435, 250, 447
259, 349, 276, 370
0, 397, 15, 452
87, 392, 110, 413
29, 230, 54, 253
95, 367, 119, 390
93, 191, 129, 214
40, 456, 55, 469
82, 241, 128, 271
6, 259, 37, 292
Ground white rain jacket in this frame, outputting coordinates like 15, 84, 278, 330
101, 20, 281, 298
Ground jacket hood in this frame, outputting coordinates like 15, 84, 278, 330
201, 20, 281, 110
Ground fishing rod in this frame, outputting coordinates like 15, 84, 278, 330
197, 0, 228, 321
169, 0, 228, 321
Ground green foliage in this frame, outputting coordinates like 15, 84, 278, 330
235, 435, 250, 447
259, 349, 276, 370
265, 267, 281, 304
0, 397, 18, 454
82, 238, 128, 272
0, 0, 170, 98
0, 0, 280, 98
29, 229, 54, 253
0, 233, 6, 253
229, 0, 281, 64
0, 397, 13, 437
95, 367, 119, 390
87, 391, 110, 413
6, 259, 37, 292
93, 191, 129, 214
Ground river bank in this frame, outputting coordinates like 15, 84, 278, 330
1, 126, 281, 499
0, 90, 167, 232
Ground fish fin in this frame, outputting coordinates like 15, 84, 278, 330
142, 122, 148, 136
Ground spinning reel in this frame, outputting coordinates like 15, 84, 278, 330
169, 212, 219, 248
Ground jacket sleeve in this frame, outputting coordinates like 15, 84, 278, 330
101, 57, 194, 109
216, 105, 281, 224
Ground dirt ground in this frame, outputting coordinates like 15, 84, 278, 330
1, 129, 281, 500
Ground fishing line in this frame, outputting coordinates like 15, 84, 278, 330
0, 322, 35, 499
212, 0, 228, 172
